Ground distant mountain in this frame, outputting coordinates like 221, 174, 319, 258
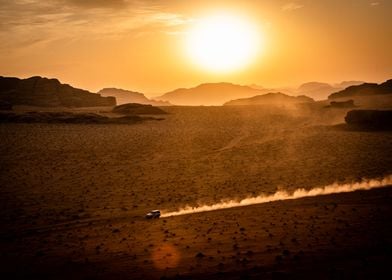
335, 81, 364, 88
155, 83, 272, 106
296, 82, 340, 101
329, 79, 392, 99
250, 81, 365, 101
0, 76, 115, 107
224, 92, 314, 106
249, 84, 297, 95
248, 84, 271, 91
98, 88, 170, 106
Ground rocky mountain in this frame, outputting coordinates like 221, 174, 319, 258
328, 79, 392, 100
98, 88, 170, 106
0, 76, 115, 107
155, 83, 272, 106
224, 92, 314, 106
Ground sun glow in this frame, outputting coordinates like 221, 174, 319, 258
186, 13, 262, 73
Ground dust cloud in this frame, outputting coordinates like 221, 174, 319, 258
161, 175, 392, 217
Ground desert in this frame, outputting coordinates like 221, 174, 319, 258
1, 104, 392, 279
1, 1, 392, 278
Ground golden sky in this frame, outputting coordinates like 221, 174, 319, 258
0, 0, 391, 95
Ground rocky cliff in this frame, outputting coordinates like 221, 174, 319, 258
0, 76, 116, 107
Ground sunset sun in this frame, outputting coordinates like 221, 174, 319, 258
186, 13, 262, 73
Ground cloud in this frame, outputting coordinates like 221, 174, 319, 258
0, 0, 187, 32
64, 0, 128, 8
0, 0, 189, 52
370, 2, 380, 6
282, 2, 304, 12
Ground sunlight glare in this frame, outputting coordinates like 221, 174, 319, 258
186, 13, 263, 73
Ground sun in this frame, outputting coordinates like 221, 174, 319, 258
185, 13, 262, 73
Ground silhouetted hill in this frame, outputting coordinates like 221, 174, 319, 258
98, 88, 170, 106
0, 76, 115, 107
224, 92, 314, 106
155, 83, 271, 106
329, 79, 392, 100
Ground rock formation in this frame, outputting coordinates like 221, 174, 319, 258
0, 76, 116, 107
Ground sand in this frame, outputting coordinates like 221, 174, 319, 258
0, 106, 391, 279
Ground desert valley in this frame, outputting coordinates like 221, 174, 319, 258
1, 75, 392, 279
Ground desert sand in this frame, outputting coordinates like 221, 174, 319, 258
0, 106, 391, 279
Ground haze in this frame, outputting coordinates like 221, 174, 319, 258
1, 0, 391, 95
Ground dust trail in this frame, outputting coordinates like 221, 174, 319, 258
161, 175, 392, 217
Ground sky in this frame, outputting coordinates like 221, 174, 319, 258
0, 0, 391, 96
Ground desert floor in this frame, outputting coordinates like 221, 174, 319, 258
0, 106, 392, 279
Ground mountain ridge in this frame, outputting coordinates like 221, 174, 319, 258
155, 82, 272, 106
224, 92, 314, 106
328, 79, 392, 99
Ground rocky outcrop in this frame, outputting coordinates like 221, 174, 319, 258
0, 76, 116, 107
329, 79, 392, 100
224, 92, 314, 106
112, 103, 167, 115
345, 110, 392, 129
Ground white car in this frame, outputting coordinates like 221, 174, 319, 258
145, 210, 161, 219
